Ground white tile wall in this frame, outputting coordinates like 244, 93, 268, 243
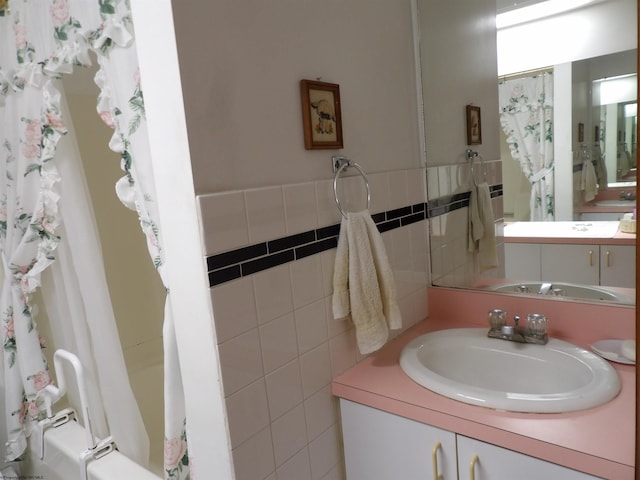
245, 186, 287, 244
426, 160, 505, 288
198, 168, 429, 479
284, 182, 319, 234
197, 190, 249, 255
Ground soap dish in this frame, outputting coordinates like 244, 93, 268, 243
591, 339, 635, 365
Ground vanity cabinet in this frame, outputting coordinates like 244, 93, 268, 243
599, 245, 635, 287
340, 399, 601, 480
505, 243, 635, 288
340, 399, 457, 479
456, 436, 601, 479
504, 243, 541, 280
540, 244, 599, 285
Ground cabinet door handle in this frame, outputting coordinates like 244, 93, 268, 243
432, 441, 443, 480
469, 454, 479, 480
605, 250, 611, 267
588, 250, 593, 266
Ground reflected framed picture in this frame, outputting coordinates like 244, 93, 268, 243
466, 105, 482, 145
578, 122, 585, 143
300, 79, 343, 150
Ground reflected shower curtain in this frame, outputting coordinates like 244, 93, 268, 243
0, 1, 189, 478
499, 73, 555, 221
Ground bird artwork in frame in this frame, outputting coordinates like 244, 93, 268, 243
300, 79, 344, 150
466, 104, 482, 145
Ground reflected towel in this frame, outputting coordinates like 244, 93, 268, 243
592, 145, 607, 189
0, 468, 18, 479
332, 210, 401, 355
580, 160, 598, 202
468, 182, 498, 272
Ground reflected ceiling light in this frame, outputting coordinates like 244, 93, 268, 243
597, 74, 637, 105
624, 103, 637, 118
496, 0, 602, 29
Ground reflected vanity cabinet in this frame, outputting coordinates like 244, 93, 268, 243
504, 243, 635, 288
340, 399, 600, 480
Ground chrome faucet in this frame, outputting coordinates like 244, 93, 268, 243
538, 282, 553, 295
487, 311, 548, 345
619, 191, 636, 201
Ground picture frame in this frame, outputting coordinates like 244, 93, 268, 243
300, 79, 343, 150
466, 105, 482, 145
578, 122, 585, 143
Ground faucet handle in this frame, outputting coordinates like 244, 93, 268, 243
514, 315, 520, 327
527, 313, 547, 337
488, 309, 506, 329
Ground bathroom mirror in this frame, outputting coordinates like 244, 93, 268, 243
593, 71, 637, 184
422, 0, 637, 306
584, 50, 637, 186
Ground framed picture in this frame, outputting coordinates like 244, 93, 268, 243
578, 122, 585, 143
300, 79, 343, 150
466, 105, 482, 145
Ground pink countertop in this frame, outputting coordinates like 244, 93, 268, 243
332, 288, 636, 479
579, 204, 634, 214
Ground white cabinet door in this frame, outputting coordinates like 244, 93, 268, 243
457, 436, 602, 480
540, 244, 599, 285
340, 399, 456, 480
504, 243, 541, 281
600, 245, 635, 288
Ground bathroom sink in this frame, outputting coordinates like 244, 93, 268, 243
594, 200, 636, 207
489, 282, 634, 304
399, 328, 620, 413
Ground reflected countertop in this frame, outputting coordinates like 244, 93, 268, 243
504, 221, 635, 245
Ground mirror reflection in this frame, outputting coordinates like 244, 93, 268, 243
593, 72, 637, 185
427, 0, 637, 306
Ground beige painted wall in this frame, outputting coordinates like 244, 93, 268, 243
172, 0, 423, 194
419, 0, 501, 166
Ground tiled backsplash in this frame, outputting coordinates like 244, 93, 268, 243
427, 160, 506, 287
197, 165, 504, 479
198, 168, 430, 480
205, 203, 426, 287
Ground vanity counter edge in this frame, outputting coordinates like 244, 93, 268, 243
331, 289, 635, 479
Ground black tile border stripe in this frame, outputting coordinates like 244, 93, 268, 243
207, 184, 503, 287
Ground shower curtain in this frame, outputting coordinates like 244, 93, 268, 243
499, 72, 555, 221
0, 1, 189, 479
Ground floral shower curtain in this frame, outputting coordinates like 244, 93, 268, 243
0, 1, 189, 479
499, 72, 555, 221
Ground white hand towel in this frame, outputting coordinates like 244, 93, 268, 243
0, 467, 18, 479
468, 182, 498, 272
332, 210, 401, 354
592, 145, 608, 188
580, 160, 598, 202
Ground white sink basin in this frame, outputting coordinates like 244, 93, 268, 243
594, 200, 636, 207
400, 328, 620, 413
489, 282, 634, 304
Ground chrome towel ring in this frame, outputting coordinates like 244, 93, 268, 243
467, 149, 487, 187
332, 156, 371, 218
